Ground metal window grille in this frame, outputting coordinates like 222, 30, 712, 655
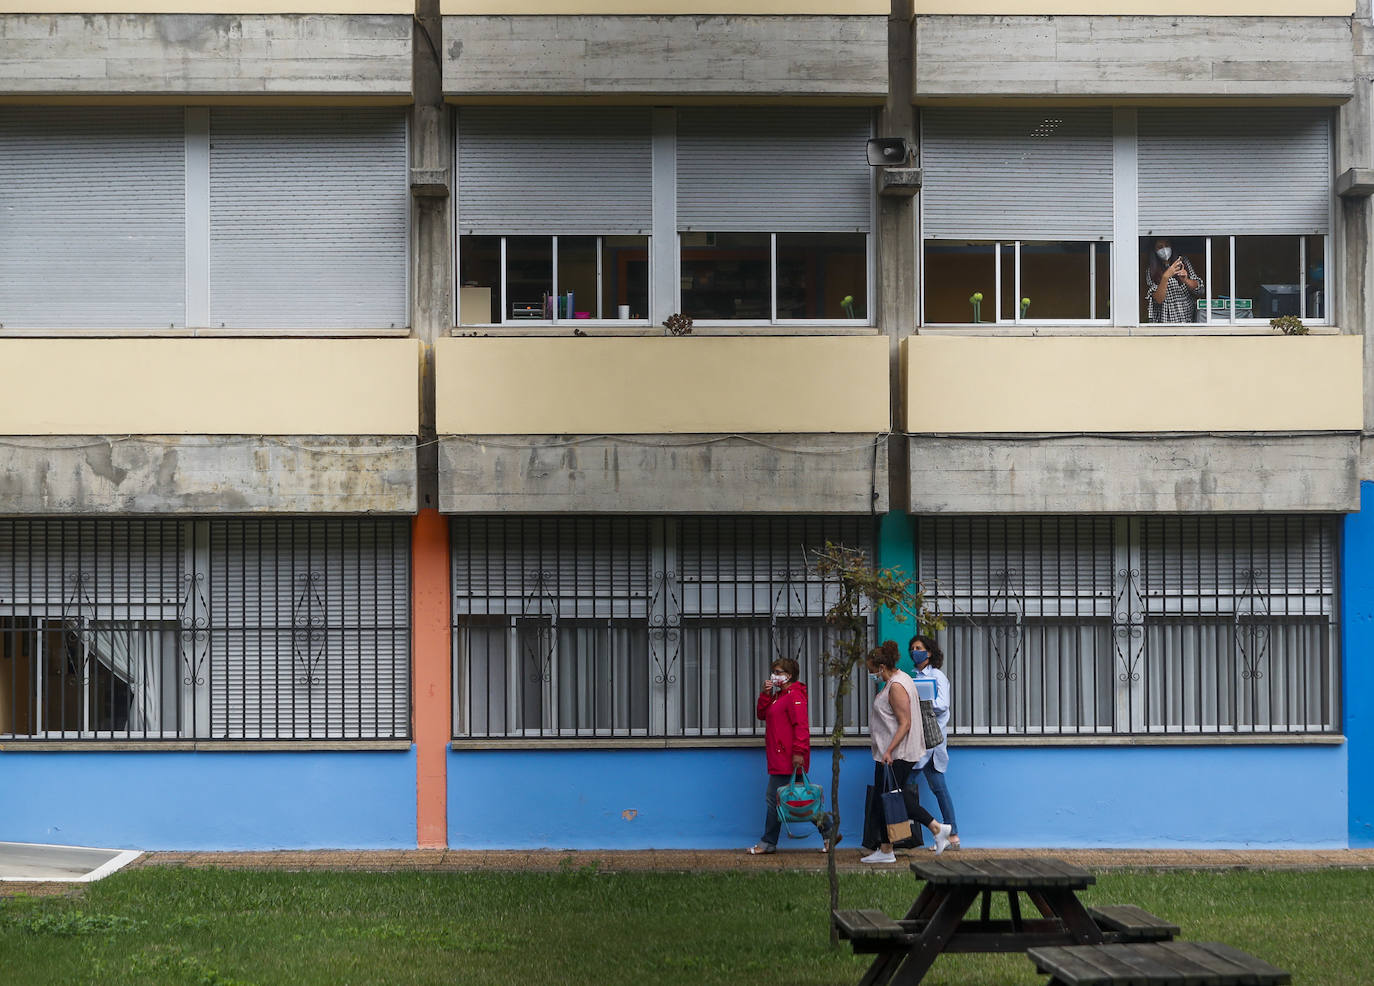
0, 518, 411, 741
451, 516, 875, 740
917, 515, 1340, 736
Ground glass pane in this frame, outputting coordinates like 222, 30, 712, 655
1305, 235, 1326, 320
458, 235, 500, 325
775, 233, 867, 319
602, 235, 649, 320
555, 236, 597, 320
1016, 241, 1110, 321
505, 236, 553, 321
680, 232, 770, 320
1237, 235, 1302, 322
1140, 235, 1208, 323
922, 241, 995, 324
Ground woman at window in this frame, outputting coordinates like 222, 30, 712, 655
1146, 237, 1204, 323
749, 657, 830, 855
909, 635, 960, 851
859, 641, 954, 864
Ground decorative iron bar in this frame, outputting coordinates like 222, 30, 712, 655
450, 516, 876, 740
0, 518, 411, 741
917, 515, 1340, 736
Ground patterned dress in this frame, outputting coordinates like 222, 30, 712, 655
1145, 256, 1204, 323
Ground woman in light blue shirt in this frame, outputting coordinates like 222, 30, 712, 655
909, 635, 960, 850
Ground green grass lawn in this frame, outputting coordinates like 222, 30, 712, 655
2, 866, 1371, 986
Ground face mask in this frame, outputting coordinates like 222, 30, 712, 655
769, 673, 788, 685
868, 672, 882, 684
912, 650, 928, 665
1156, 247, 1172, 262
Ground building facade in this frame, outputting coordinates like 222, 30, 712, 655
1, 0, 1371, 850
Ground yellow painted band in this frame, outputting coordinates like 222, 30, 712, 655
0, 338, 420, 436
905, 335, 1363, 433
0, 1, 411, 12
441, 1, 887, 13
912, 1, 1353, 14
437, 336, 891, 435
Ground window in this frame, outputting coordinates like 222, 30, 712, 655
924, 241, 1111, 324
677, 109, 871, 324
0, 519, 410, 741
457, 107, 653, 326
918, 515, 1339, 736
1137, 235, 1327, 324
451, 516, 874, 740
0, 107, 409, 331
458, 234, 650, 324
919, 107, 1333, 329
1137, 108, 1331, 327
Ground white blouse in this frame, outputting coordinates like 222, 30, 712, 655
870, 669, 926, 764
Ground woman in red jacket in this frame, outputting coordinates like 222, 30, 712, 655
748, 657, 832, 854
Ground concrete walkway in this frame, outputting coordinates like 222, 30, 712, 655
5, 846, 1371, 898
130, 846, 1374, 873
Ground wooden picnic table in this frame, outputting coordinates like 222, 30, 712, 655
1027, 941, 1291, 986
836, 857, 1175, 986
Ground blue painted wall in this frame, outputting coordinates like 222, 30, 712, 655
1, 751, 416, 850
1343, 481, 1374, 848
448, 742, 1346, 850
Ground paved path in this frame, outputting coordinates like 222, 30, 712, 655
131, 847, 1374, 873
6, 846, 1371, 897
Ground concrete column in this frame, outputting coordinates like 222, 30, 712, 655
412, 0, 452, 510
412, 507, 451, 849
882, 0, 916, 512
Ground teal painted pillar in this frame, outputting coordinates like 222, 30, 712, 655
876, 511, 916, 647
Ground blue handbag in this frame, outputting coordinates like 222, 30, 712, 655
776, 768, 825, 838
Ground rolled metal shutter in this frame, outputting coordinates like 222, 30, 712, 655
0, 107, 186, 329
921, 108, 1114, 241
1138, 108, 1331, 235
456, 108, 653, 235
676, 108, 873, 232
208, 108, 409, 329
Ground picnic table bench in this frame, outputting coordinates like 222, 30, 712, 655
1027, 941, 1291, 986
833, 857, 1179, 986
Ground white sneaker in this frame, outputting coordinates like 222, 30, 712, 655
860, 850, 897, 864
932, 823, 953, 855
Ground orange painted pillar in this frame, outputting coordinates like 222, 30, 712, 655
412, 507, 451, 849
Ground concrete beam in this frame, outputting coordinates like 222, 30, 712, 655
907, 434, 1360, 514
442, 15, 887, 99
1337, 166, 1374, 199
439, 434, 887, 513
0, 15, 412, 98
914, 15, 1356, 100
0, 436, 417, 514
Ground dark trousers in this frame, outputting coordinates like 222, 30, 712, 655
862, 759, 934, 849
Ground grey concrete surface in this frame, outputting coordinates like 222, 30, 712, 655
440, 434, 887, 514
0, 842, 140, 882
0, 436, 417, 514
914, 15, 1355, 100
907, 434, 1360, 514
0, 14, 412, 97
443, 15, 887, 99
